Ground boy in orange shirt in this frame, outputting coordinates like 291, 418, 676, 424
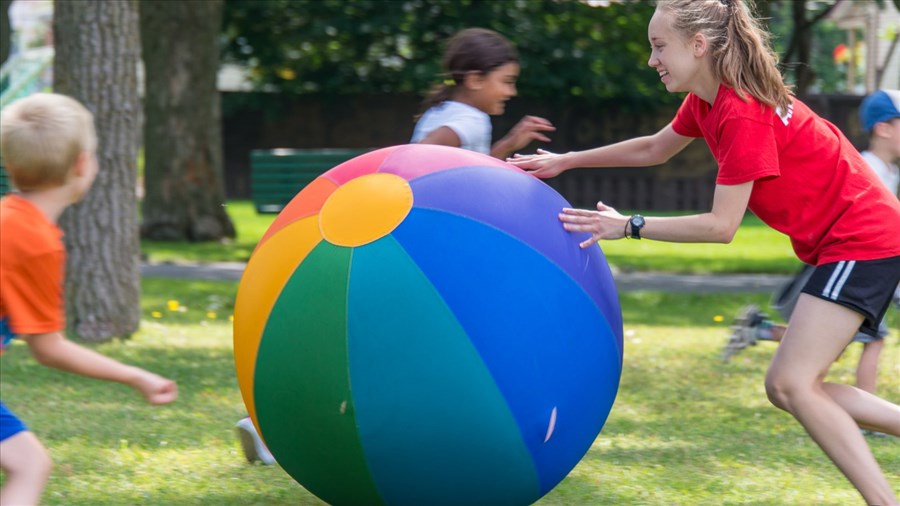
0, 93, 178, 505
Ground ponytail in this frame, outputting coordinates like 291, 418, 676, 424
416, 82, 456, 119
717, 0, 793, 112
657, 0, 793, 112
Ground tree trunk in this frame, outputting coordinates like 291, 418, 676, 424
53, 0, 142, 341
781, 0, 842, 96
790, 0, 815, 95
140, 0, 235, 242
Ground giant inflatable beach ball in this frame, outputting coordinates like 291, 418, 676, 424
234, 144, 622, 506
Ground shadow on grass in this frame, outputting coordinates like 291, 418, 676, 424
2, 344, 244, 449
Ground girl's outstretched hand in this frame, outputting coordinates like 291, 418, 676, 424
507, 149, 569, 178
559, 201, 627, 248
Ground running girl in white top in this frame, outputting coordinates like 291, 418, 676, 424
411, 28, 555, 159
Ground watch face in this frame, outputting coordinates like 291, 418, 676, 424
632, 216, 645, 227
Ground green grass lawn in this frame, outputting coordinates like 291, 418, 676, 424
1, 280, 896, 505
140, 202, 273, 264
140, 201, 799, 274
600, 212, 797, 274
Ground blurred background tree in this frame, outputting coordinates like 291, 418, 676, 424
141, 0, 235, 242
221, 0, 668, 106
220, 0, 899, 101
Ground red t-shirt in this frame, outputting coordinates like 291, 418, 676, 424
0, 195, 66, 350
672, 85, 900, 265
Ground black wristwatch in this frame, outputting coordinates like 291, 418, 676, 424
628, 214, 645, 240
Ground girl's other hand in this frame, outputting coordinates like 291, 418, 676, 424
559, 201, 627, 248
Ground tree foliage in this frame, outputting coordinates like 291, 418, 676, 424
223, 0, 900, 103
222, 0, 668, 105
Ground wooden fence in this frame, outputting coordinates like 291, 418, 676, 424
224, 92, 865, 212
546, 168, 717, 211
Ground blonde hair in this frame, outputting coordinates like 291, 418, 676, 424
655, 0, 793, 112
0, 93, 97, 191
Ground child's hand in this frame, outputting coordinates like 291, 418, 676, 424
503, 115, 555, 152
492, 116, 556, 159
132, 370, 178, 405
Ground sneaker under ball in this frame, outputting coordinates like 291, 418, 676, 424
720, 304, 767, 362
235, 417, 276, 465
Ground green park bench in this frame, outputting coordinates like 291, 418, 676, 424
250, 148, 370, 213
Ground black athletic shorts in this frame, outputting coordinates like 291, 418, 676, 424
801, 256, 900, 337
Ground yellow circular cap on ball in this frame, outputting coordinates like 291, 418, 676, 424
319, 173, 413, 247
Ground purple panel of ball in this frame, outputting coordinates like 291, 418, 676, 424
408, 165, 623, 359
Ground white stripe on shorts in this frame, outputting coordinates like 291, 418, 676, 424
822, 261, 845, 298
822, 260, 856, 300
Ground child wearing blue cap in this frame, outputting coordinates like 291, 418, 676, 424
859, 89, 900, 197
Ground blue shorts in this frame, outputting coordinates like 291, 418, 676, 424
0, 401, 28, 442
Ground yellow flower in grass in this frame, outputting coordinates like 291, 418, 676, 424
167, 300, 180, 311
713, 315, 724, 322
151, 311, 162, 319
277, 68, 297, 80
207, 311, 217, 319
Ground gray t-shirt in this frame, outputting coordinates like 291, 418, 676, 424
410, 101, 492, 155
861, 150, 899, 196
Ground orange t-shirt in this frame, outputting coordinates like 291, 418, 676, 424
0, 195, 66, 350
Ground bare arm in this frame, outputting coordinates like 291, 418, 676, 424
508, 122, 693, 178
23, 332, 177, 405
560, 181, 753, 248
637, 182, 753, 243
416, 126, 462, 149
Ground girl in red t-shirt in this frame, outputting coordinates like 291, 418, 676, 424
509, 0, 900, 503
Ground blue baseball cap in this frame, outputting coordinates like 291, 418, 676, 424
859, 89, 900, 132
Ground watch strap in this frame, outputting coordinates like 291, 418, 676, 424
629, 214, 644, 240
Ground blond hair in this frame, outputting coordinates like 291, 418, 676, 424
656, 0, 793, 112
0, 93, 97, 191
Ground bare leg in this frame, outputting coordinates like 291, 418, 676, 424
0, 431, 52, 506
769, 324, 786, 342
822, 383, 900, 433
856, 339, 884, 395
765, 294, 899, 506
